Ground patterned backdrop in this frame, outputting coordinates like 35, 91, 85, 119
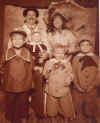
3, 1, 98, 51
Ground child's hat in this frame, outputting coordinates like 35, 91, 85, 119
10, 29, 27, 38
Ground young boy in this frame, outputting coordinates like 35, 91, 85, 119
72, 40, 100, 123
25, 32, 48, 65
0, 30, 35, 123
43, 44, 75, 123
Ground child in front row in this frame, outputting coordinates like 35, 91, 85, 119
72, 40, 100, 123
0, 30, 35, 123
43, 44, 75, 123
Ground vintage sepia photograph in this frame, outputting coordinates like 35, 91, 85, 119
0, 0, 99, 123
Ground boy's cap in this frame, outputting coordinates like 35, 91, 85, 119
10, 30, 27, 38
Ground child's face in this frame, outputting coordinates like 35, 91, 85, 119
54, 48, 65, 60
53, 16, 63, 29
11, 34, 25, 49
80, 41, 92, 53
32, 33, 40, 42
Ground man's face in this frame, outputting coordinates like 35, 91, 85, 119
11, 34, 25, 49
80, 41, 92, 53
25, 10, 37, 25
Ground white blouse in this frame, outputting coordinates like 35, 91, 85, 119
48, 29, 77, 53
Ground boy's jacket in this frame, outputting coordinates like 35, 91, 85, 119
0, 48, 35, 92
43, 58, 73, 97
72, 53, 99, 92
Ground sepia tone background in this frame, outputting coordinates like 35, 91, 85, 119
3, 6, 47, 50
0, 0, 99, 123
0, 0, 99, 57
3, 4, 98, 50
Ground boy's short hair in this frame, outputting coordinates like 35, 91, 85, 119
79, 40, 93, 47
23, 8, 39, 17
9, 30, 27, 38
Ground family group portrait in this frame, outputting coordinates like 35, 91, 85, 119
0, 0, 99, 123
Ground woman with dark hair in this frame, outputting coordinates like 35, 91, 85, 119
8, 8, 40, 48
8, 8, 50, 51
47, 12, 77, 54
23, 8, 39, 18
47, 13, 67, 33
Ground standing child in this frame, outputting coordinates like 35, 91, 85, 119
0, 30, 35, 123
43, 44, 75, 123
72, 40, 100, 123
25, 31, 49, 118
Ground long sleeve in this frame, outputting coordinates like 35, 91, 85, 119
0, 53, 6, 74
47, 30, 78, 54
42, 60, 51, 79
72, 56, 84, 92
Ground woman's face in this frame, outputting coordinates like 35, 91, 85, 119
25, 10, 37, 25
53, 16, 63, 29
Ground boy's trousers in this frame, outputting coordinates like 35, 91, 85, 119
46, 92, 75, 119
5, 91, 30, 122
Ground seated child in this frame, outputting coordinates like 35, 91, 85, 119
72, 39, 100, 123
25, 32, 49, 65
43, 44, 75, 123
0, 30, 35, 123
